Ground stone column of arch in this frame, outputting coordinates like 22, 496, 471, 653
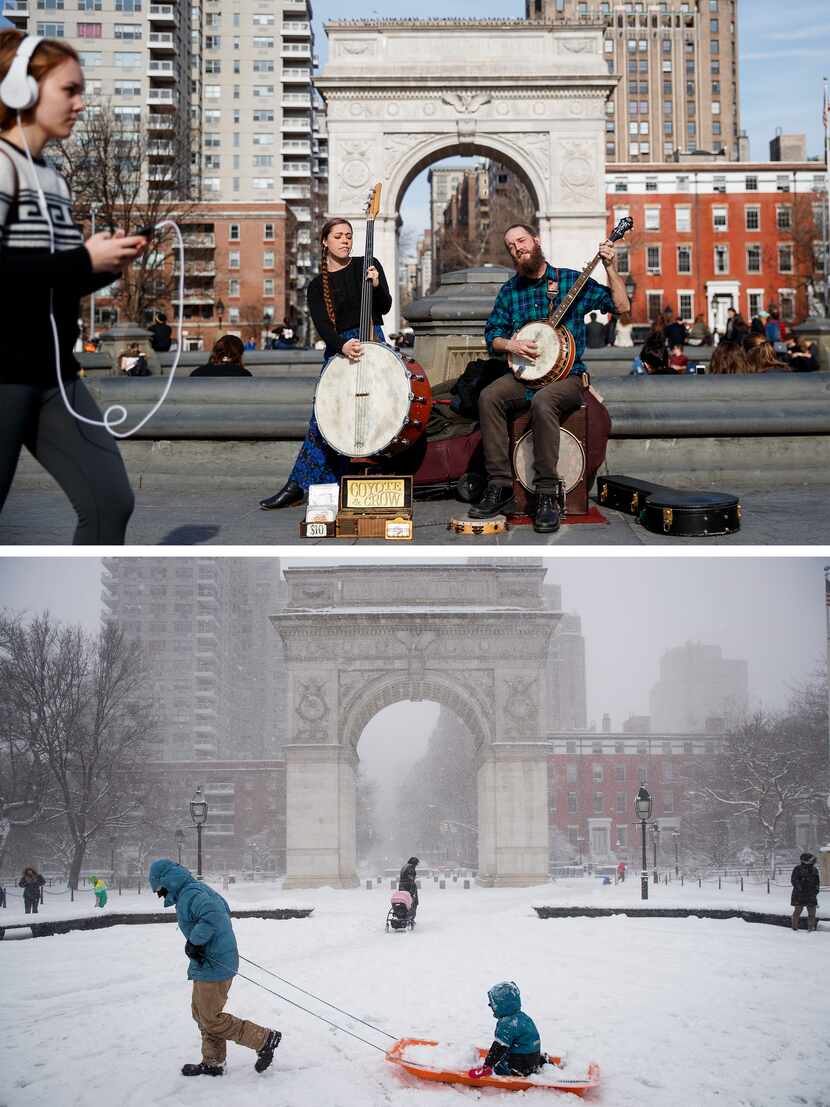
316, 18, 618, 332
271, 565, 561, 889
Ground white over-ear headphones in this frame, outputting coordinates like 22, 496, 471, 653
0, 34, 42, 111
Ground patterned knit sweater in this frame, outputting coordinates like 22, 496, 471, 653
0, 136, 114, 385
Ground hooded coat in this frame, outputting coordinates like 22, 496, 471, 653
790, 861, 820, 908
148, 859, 239, 982
398, 858, 419, 897
488, 981, 541, 1057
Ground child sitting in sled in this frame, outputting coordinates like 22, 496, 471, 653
467, 980, 547, 1079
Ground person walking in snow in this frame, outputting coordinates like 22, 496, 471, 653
90, 875, 107, 908
790, 852, 820, 932
467, 980, 546, 1080
398, 856, 420, 922
148, 858, 281, 1077
18, 865, 45, 913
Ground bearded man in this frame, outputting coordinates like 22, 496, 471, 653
470, 224, 629, 533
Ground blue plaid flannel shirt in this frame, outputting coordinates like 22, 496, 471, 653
484, 263, 617, 376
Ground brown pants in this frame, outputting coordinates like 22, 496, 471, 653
792, 905, 817, 931
478, 373, 584, 493
191, 977, 269, 1065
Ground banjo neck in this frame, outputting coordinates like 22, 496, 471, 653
358, 216, 376, 344
548, 250, 603, 329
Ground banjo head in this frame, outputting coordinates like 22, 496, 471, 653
508, 321, 565, 384
512, 428, 586, 494
315, 344, 411, 457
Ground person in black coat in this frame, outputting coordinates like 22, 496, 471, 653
149, 312, 173, 353
190, 334, 252, 378
19, 865, 45, 914
791, 852, 820, 931
398, 856, 420, 921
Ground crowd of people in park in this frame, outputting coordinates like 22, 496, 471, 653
626, 302, 820, 376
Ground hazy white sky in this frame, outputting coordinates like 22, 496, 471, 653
0, 556, 825, 726
309, 0, 830, 246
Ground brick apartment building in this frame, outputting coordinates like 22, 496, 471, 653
606, 155, 825, 329
548, 724, 725, 866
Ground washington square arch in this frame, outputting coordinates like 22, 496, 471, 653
273, 562, 570, 890
317, 17, 617, 329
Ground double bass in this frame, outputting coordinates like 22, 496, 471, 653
313, 183, 433, 459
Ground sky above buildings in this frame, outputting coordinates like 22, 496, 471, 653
310, 0, 830, 244
0, 556, 824, 730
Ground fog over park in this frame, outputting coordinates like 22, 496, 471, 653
0, 555, 824, 726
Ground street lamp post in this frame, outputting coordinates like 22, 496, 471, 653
672, 829, 680, 877
216, 298, 225, 332
651, 822, 660, 884
634, 785, 653, 902
175, 828, 185, 866
624, 275, 636, 319
90, 203, 100, 339
189, 786, 208, 879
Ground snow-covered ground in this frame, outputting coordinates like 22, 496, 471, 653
2, 876, 828, 1107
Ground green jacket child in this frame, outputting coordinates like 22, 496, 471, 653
90, 876, 107, 909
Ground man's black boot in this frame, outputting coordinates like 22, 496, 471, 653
467, 483, 515, 518
259, 481, 304, 510
533, 493, 561, 534
181, 1062, 224, 1077
255, 1029, 282, 1073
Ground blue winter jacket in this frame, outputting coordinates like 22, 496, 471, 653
488, 981, 541, 1055
148, 859, 239, 982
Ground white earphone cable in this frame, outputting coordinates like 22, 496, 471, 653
19, 116, 186, 439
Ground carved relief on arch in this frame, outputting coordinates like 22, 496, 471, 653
558, 139, 598, 205
293, 675, 334, 743
499, 674, 541, 740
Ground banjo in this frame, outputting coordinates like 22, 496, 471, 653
314, 183, 433, 460
508, 216, 634, 388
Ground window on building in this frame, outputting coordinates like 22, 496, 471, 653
714, 244, 729, 273
76, 22, 101, 37
593, 793, 605, 815
114, 21, 140, 38
263, 278, 275, 297
566, 763, 578, 783
646, 177, 658, 192
617, 825, 628, 848
713, 175, 726, 194
568, 793, 578, 814
264, 223, 275, 240
647, 291, 663, 320
712, 206, 728, 230
253, 178, 274, 191
253, 155, 273, 168
36, 21, 64, 35
77, 49, 101, 66
679, 291, 693, 319
776, 205, 792, 231
615, 792, 626, 814
228, 251, 240, 269
746, 244, 761, 273
78, 0, 102, 8
779, 290, 796, 321
778, 244, 793, 273
745, 206, 760, 231
566, 740, 577, 754
228, 278, 240, 297
229, 224, 240, 241
645, 207, 661, 230
647, 245, 661, 273
614, 179, 629, 192
745, 175, 758, 191
616, 247, 630, 275
114, 0, 141, 9
262, 250, 275, 268
663, 791, 675, 814
593, 764, 604, 784
677, 245, 692, 274
205, 59, 221, 74
776, 174, 791, 193
748, 290, 763, 318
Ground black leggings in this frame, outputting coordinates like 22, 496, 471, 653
0, 380, 135, 544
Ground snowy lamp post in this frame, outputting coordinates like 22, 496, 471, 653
175, 828, 185, 865
672, 828, 680, 877
189, 786, 208, 879
650, 822, 660, 884
634, 785, 652, 902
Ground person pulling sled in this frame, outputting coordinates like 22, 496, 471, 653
148, 858, 281, 1077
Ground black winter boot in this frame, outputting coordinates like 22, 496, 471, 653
533, 493, 561, 533
255, 1029, 282, 1073
181, 1062, 224, 1077
259, 481, 304, 510
467, 483, 515, 518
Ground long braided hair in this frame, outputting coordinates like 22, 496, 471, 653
319, 218, 353, 327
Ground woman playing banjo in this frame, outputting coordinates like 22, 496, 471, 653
259, 217, 392, 510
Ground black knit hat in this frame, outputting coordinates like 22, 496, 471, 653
800, 852, 816, 864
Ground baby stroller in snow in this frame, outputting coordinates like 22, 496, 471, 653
386, 889, 415, 932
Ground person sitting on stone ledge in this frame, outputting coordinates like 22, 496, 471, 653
190, 334, 252, 378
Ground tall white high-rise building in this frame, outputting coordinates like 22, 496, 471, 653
649, 641, 748, 733
100, 557, 287, 762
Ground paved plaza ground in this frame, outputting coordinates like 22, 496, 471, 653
2, 480, 829, 546
1, 877, 827, 1106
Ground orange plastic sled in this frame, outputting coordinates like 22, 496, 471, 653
386, 1038, 601, 1096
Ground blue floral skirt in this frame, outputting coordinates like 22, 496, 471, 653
288, 325, 387, 489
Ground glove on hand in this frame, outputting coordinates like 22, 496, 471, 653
467, 1066, 493, 1080
185, 940, 207, 964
